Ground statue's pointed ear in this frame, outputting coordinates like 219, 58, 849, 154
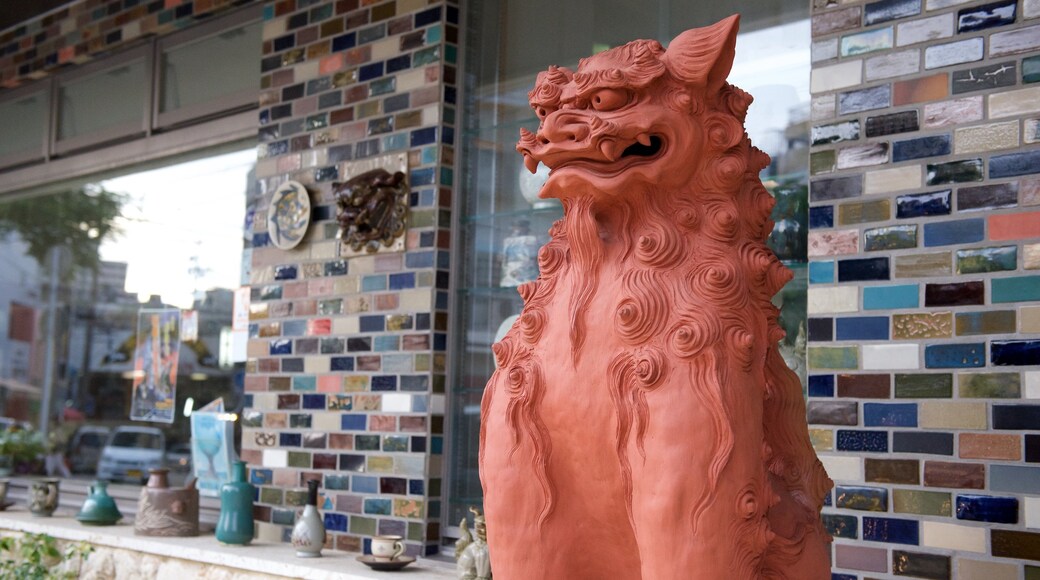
663, 14, 740, 94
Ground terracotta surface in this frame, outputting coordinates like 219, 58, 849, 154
480, 15, 831, 580
958, 433, 1021, 461
892, 73, 949, 106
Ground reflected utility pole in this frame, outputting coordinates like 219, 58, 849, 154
39, 245, 61, 438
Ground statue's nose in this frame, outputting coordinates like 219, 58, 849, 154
538, 111, 590, 144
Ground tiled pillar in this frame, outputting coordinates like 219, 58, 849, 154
243, 0, 457, 558
809, 0, 1040, 576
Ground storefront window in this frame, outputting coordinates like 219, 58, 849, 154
449, 0, 810, 528
0, 149, 255, 485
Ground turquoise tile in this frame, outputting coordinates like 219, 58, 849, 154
810, 261, 835, 284
992, 275, 1040, 303
426, 24, 442, 43
292, 376, 317, 391
863, 284, 919, 310
362, 275, 387, 292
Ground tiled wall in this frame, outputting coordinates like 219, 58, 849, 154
809, 0, 1040, 577
244, 0, 456, 557
0, 0, 242, 88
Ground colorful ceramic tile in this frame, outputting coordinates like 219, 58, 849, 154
864, 224, 918, 251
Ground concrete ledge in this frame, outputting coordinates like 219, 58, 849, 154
0, 507, 455, 579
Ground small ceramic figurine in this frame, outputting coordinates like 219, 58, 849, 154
135, 468, 199, 536
291, 480, 325, 558
454, 507, 491, 580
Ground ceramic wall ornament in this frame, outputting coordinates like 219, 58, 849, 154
454, 507, 492, 580
481, 15, 832, 580
267, 180, 311, 250
333, 169, 409, 254
134, 468, 200, 537
76, 480, 122, 525
291, 480, 325, 558
29, 479, 59, 517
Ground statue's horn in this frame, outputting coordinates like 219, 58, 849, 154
662, 14, 740, 95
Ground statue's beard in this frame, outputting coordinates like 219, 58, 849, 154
562, 196, 603, 365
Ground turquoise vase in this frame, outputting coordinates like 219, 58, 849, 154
216, 461, 255, 545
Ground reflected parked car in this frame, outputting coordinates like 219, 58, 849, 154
96, 426, 166, 484
69, 426, 111, 474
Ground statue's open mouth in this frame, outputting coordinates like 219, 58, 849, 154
533, 134, 666, 179
621, 135, 663, 158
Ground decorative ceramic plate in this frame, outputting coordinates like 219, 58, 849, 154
356, 555, 416, 571
267, 180, 311, 250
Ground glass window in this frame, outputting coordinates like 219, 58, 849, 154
57, 58, 147, 143
0, 148, 254, 487
0, 90, 46, 164
159, 20, 262, 123
449, 0, 810, 531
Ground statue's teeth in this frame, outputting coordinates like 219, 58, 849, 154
524, 155, 539, 174
600, 141, 618, 162
636, 133, 651, 146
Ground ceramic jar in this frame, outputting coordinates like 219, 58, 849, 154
135, 468, 199, 536
290, 480, 325, 558
76, 480, 122, 525
216, 461, 255, 545
29, 479, 59, 516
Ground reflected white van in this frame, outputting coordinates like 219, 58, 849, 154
95, 426, 165, 484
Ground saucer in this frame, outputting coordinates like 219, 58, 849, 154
356, 555, 416, 571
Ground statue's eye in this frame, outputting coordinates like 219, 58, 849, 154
590, 89, 629, 111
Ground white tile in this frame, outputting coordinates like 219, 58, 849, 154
332, 316, 359, 335
1027, 0, 1040, 19
924, 37, 984, 69
1026, 371, 1040, 399
865, 165, 922, 194
400, 288, 433, 311
431, 394, 447, 414
897, 13, 953, 46
990, 25, 1040, 57
812, 38, 839, 63
1026, 497, 1040, 529
812, 94, 836, 121
262, 449, 288, 468
865, 49, 920, 81
862, 344, 919, 370
382, 394, 412, 413
818, 455, 862, 482
926, 0, 974, 8
370, 37, 400, 61
808, 286, 859, 314
811, 60, 863, 93
311, 412, 341, 431
922, 521, 986, 552
304, 356, 329, 373
262, 18, 286, 41
989, 86, 1040, 119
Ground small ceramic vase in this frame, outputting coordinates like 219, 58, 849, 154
135, 468, 199, 536
290, 480, 325, 558
29, 479, 59, 517
216, 461, 255, 545
76, 480, 122, 525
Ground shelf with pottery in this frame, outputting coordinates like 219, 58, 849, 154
0, 473, 454, 580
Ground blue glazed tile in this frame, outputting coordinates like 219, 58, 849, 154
862, 516, 919, 544
808, 375, 835, 397
358, 61, 384, 82
411, 127, 437, 147
389, 272, 416, 289
279, 433, 301, 447
406, 251, 435, 269
372, 375, 398, 391
993, 405, 1040, 429
839, 85, 892, 115
808, 318, 834, 342
991, 149, 1040, 179
359, 315, 385, 332
386, 54, 411, 74
272, 33, 295, 52
400, 375, 429, 391
409, 479, 424, 495
833, 575, 857, 580
956, 495, 1018, 523
927, 159, 983, 185
341, 414, 367, 431
269, 339, 292, 355
302, 394, 325, 409
836, 317, 889, 340
993, 275, 1040, 303
892, 431, 953, 455
991, 340, 1040, 366
864, 403, 917, 427
414, 6, 442, 27
865, 0, 921, 25
324, 513, 348, 532
823, 514, 859, 539
282, 320, 307, 336
924, 343, 985, 368
809, 261, 835, 284
364, 498, 392, 515
331, 32, 356, 52
892, 135, 951, 162
331, 357, 354, 371
292, 375, 317, 391
412, 396, 429, 413
810, 206, 834, 228
274, 265, 297, 280
837, 257, 890, 282
431, 436, 444, 455
923, 218, 984, 246
410, 167, 436, 186
324, 474, 350, 491
863, 284, 919, 310
837, 430, 889, 452
251, 469, 273, 485
897, 190, 951, 219
374, 335, 399, 352
836, 485, 889, 511
957, 0, 1017, 33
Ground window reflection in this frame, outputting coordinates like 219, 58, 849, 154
0, 149, 254, 486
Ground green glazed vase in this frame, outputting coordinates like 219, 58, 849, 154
216, 460, 255, 545
76, 480, 122, 525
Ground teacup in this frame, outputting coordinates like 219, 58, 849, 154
371, 535, 404, 561
29, 478, 60, 517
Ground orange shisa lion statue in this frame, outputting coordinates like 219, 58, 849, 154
480, 15, 832, 580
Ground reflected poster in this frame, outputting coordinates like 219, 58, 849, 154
130, 309, 180, 423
